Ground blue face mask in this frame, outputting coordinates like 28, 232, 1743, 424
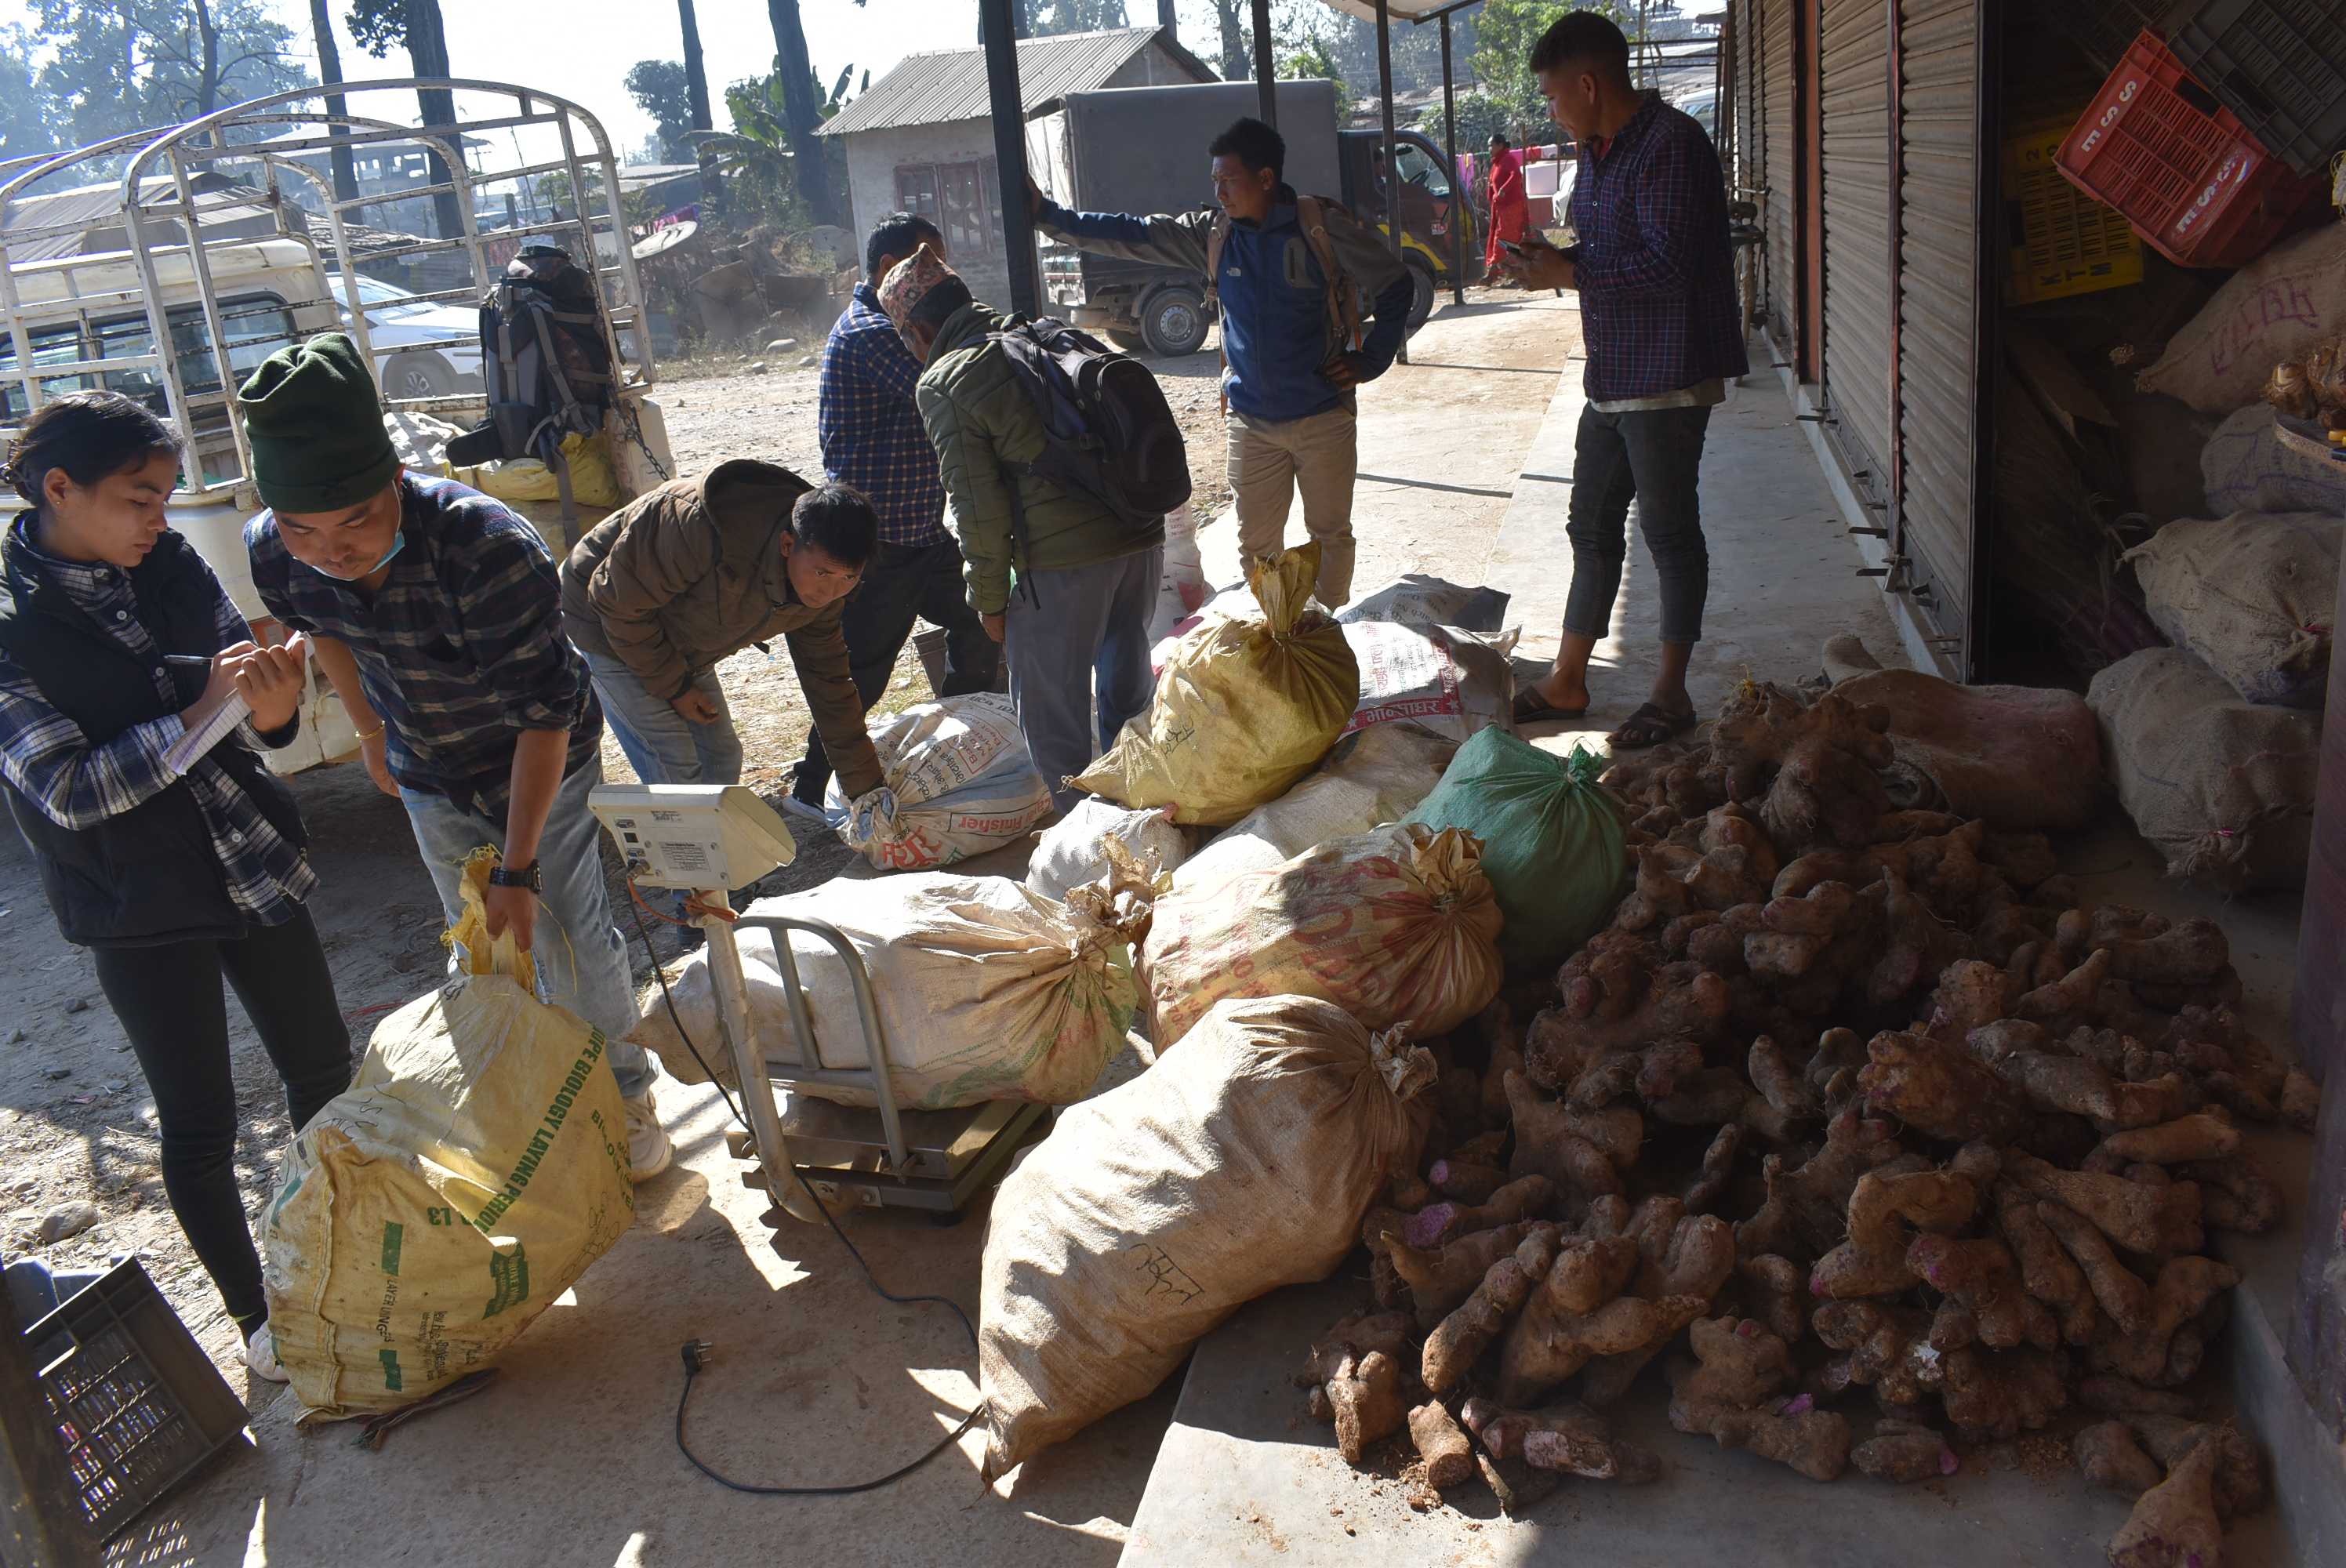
313, 526, 406, 582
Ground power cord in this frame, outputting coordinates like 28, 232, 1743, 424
624, 883, 986, 1495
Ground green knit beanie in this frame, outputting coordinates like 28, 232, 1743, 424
238, 331, 398, 513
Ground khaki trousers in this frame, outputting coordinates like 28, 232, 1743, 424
1225, 401, 1358, 608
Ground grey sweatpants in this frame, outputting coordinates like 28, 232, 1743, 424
1004, 546, 1164, 815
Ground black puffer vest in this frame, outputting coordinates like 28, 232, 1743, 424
0, 524, 305, 948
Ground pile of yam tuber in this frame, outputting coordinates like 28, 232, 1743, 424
1295, 681, 2312, 1563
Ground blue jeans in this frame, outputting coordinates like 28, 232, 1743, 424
583, 649, 744, 786
1005, 546, 1162, 815
400, 753, 652, 1099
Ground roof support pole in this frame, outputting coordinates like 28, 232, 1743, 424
1378, 0, 1408, 362
978, 0, 1040, 316
1441, 12, 1465, 307
1251, 0, 1277, 125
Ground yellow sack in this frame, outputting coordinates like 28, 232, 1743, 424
463, 430, 620, 507
260, 851, 636, 1421
1140, 822, 1505, 1049
1074, 543, 1358, 826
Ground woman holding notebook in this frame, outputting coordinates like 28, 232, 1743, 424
0, 391, 349, 1382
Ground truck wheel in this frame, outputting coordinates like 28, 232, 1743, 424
1405, 257, 1437, 335
1106, 328, 1147, 354
1140, 286, 1210, 357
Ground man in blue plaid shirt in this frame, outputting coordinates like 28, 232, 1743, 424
1499, 10, 1747, 750
789, 213, 998, 815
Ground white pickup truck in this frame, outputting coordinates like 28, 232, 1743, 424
0, 78, 674, 774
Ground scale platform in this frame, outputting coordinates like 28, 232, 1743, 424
725, 1096, 1048, 1218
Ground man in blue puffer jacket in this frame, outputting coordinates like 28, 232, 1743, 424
1030, 117, 1414, 609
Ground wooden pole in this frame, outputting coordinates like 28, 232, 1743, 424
978, 0, 1040, 316
1251, 0, 1277, 126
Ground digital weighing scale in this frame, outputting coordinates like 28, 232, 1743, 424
588, 784, 1047, 1223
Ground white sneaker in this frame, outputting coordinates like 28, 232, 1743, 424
244, 1323, 289, 1383
623, 1091, 674, 1181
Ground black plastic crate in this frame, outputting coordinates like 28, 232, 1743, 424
26, 1259, 249, 1540
2168, 0, 2346, 176
2050, 0, 2187, 72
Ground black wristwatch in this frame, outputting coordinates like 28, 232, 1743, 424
487, 858, 542, 891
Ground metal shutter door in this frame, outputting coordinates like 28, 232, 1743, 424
1762, 0, 1797, 348
1897, 0, 1982, 666
1820, 0, 1894, 499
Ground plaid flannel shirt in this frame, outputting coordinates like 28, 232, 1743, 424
819, 283, 950, 547
0, 517, 316, 923
247, 473, 599, 821
1568, 94, 1749, 402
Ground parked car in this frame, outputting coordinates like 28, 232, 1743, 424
331, 274, 485, 399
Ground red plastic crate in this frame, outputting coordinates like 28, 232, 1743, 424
2055, 30, 2322, 269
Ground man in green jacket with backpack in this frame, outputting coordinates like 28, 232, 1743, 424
879, 247, 1164, 815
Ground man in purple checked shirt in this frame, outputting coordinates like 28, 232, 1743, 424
1497, 9, 1747, 750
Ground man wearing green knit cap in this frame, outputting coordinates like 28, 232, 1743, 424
238, 331, 673, 1179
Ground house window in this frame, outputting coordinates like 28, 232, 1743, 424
894, 158, 1000, 256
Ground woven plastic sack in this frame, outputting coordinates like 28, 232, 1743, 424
1142, 822, 1504, 1048
826, 692, 1051, 870
1146, 502, 1208, 643
1341, 620, 1517, 744
1337, 574, 1511, 634
461, 430, 620, 507
260, 852, 635, 1421
977, 994, 1433, 1478
1026, 797, 1189, 902
1407, 730, 1629, 970
627, 869, 1148, 1109
1174, 723, 1457, 893
2125, 510, 2344, 709
2087, 648, 2319, 891
1074, 543, 1359, 826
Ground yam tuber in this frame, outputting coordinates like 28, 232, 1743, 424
2091, 1257, 2239, 1388
2119, 1416, 2267, 1520
1667, 1318, 1849, 1481
1422, 1225, 1561, 1395
1497, 1288, 1709, 1409
1429, 1156, 1509, 1203
1858, 1029, 2033, 1145
1809, 1167, 1982, 1299
1407, 1400, 1476, 1490
2036, 1202, 2152, 1335
1505, 1068, 1641, 1198
1852, 1418, 1959, 1483
2075, 1420, 2165, 1496
2003, 1152, 2205, 1256
1404, 1174, 1555, 1250
1524, 968, 1730, 1093
1937, 1345, 2069, 1439
2106, 1428, 2223, 1568
1326, 1348, 1407, 1462
1812, 1301, 1943, 1407
1905, 1233, 2058, 1350
2183, 1155, 2279, 1236
1737, 1253, 1809, 1345
1683, 1123, 1745, 1214
1578, 1211, 1737, 1406
2281, 1068, 2319, 1134
2079, 1375, 2196, 1418
1995, 1183, 2101, 1345
1379, 1221, 1540, 1330
2088, 1114, 2239, 1171
1299, 1311, 1413, 1421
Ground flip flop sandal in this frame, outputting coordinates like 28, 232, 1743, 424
1513, 688, 1589, 725
1609, 701, 1698, 750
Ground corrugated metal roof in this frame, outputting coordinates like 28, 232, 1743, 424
818, 27, 1211, 137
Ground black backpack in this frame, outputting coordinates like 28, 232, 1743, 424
446, 245, 613, 474
990, 318, 1190, 537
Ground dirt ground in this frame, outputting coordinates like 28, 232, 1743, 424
0, 286, 1563, 1432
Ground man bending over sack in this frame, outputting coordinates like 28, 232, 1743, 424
238, 331, 674, 1179
561, 466, 885, 809
881, 246, 1163, 816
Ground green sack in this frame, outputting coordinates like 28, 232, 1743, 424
1407, 730, 1629, 969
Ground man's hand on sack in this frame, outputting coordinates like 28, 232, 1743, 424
982, 612, 1006, 644
671, 688, 720, 724
1496, 238, 1576, 291
482, 882, 535, 950
1322, 352, 1367, 390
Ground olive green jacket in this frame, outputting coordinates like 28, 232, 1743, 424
913, 302, 1164, 613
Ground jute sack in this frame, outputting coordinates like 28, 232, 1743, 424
628, 868, 1149, 1109
2202, 405, 2346, 516
2125, 510, 2343, 709
2086, 648, 2320, 891
261, 852, 634, 1421
1142, 822, 1505, 1049
977, 994, 1433, 1478
1074, 543, 1359, 826
2137, 226, 2346, 414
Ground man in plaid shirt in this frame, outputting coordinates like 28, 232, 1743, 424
1500, 10, 1746, 750
790, 213, 998, 815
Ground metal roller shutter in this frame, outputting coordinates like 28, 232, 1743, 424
1761, 0, 1796, 348
1820, 0, 1894, 501
1897, 0, 1982, 667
